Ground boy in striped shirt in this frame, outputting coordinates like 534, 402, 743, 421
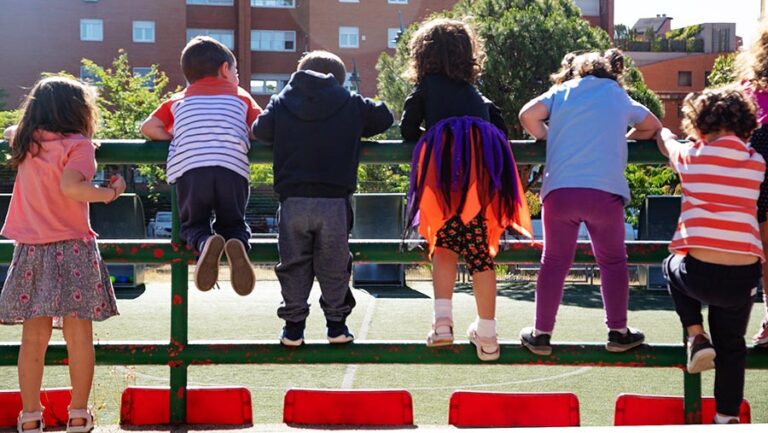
141, 36, 261, 296
657, 87, 763, 424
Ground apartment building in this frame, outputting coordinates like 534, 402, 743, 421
0, 0, 614, 108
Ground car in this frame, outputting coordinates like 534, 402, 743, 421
148, 211, 172, 238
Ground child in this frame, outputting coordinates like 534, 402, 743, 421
0, 76, 125, 433
657, 87, 763, 424
737, 22, 768, 347
141, 36, 260, 296
518, 50, 661, 355
252, 50, 393, 346
401, 18, 532, 361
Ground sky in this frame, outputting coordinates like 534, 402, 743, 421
614, 0, 763, 45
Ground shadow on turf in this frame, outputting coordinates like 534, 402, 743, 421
355, 285, 430, 299
454, 283, 677, 311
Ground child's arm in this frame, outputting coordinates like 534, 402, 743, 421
252, 98, 276, 143
626, 113, 662, 140
362, 99, 395, 138
400, 87, 425, 142
140, 116, 173, 141
61, 170, 127, 204
655, 127, 680, 158
518, 100, 549, 140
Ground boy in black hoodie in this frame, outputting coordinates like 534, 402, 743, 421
252, 50, 393, 345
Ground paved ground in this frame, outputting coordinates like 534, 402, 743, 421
1, 266, 767, 429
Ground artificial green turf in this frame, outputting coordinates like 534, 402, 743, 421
1, 269, 766, 426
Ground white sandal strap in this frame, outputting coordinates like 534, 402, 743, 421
67, 408, 93, 433
17, 410, 44, 433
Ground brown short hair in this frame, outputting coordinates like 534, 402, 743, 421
297, 50, 346, 85
550, 52, 577, 85
404, 18, 484, 85
573, 52, 621, 82
681, 86, 758, 141
10, 76, 99, 168
181, 36, 235, 83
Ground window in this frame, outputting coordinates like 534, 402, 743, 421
387, 28, 400, 49
388, 0, 408, 4
186, 29, 235, 49
186, 0, 233, 5
80, 19, 103, 41
678, 71, 693, 87
573, 0, 600, 16
79, 65, 100, 84
252, 0, 295, 7
250, 74, 290, 95
133, 67, 156, 89
133, 21, 155, 43
339, 27, 359, 49
343, 72, 359, 93
251, 30, 296, 52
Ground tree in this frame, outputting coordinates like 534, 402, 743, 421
0, 88, 8, 111
707, 53, 737, 87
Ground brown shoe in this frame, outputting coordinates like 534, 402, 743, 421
194, 235, 225, 291
225, 238, 255, 296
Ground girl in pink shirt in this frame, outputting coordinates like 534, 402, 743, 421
0, 76, 126, 433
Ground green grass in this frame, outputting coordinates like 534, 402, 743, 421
1, 269, 767, 427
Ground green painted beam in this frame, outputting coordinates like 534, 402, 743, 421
0, 240, 671, 264
0, 139, 668, 165
0, 341, 766, 368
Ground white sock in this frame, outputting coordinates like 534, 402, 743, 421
714, 413, 738, 424
610, 327, 628, 335
476, 318, 496, 339
433, 299, 452, 334
534, 329, 551, 337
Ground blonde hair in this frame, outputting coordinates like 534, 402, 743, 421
572, 51, 624, 82
737, 20, 768, 90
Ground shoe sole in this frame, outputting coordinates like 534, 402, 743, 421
280, 338, 304, 347
225, 239, 255, 296
194, 235, 225, 291
688, 348, 716, 374
606, 339, 645, 353
328, 335, 355, 344
521, 339, 552, 356
426, 338, 454, 348
468, 332, 500, 362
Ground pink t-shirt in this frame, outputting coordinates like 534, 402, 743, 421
1, 131, 98, 244
744, 81, 768, 125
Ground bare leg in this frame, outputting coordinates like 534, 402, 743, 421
687, 324, 705, 338
63, 317, 94, 427
471, 270, 496, 320
18, 317, 53, 429
432, 247, 458, 300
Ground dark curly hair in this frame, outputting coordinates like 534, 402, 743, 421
404, 18, 484, 85
681, 86, 758, 141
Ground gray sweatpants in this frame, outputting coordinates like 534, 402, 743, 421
275, 197, 356, 323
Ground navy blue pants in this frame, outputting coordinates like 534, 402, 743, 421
663, 253, 760, 416
175, 166, 251, 253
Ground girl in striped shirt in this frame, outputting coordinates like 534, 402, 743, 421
658, 87, 763, 425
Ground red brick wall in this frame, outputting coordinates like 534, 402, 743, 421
639, 53, 723, 134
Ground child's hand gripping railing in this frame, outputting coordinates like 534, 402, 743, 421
0, 139, 766, 425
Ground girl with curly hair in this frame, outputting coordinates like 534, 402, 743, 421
401, 17, 532, 361
658, 87, 763, 424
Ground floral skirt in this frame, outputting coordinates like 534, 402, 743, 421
0, 238, 119, 324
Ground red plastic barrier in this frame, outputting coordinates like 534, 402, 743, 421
449, 391, 580, 427
0, 388, 71, 428
283, 388, 413, 426
614, 394, 751, 425
120, 386, 252, 426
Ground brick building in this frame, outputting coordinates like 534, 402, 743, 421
0, 0, 614, 109
626, 19, 738, 135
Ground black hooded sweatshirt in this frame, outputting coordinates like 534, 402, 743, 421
252, 70, 394, 201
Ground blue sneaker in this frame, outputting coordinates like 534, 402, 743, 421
327, 321, 354, 344
280, 321, 305, 347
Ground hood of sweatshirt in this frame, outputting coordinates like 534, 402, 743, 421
280, 70, 351, 121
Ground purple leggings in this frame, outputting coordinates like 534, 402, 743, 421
535, 188, 629, 333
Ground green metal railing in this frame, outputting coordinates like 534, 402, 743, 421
0, 139, 766, 426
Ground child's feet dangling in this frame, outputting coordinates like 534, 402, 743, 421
427, 317, 454, 347
687, 333, 716, 374
753, 319, 768, 347
194, 234, 225, 291
467, 319, 500, 361
66, 408, 94, 433
16, 409, 44, 433
224, 238, 255, 296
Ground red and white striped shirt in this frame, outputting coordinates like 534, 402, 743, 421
669, 136, 766, 261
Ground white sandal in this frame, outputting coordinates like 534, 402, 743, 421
66, 408, 94, 433
17, 409, 44, 433
427, 317, 454, 347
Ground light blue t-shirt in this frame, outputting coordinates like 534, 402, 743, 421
535, 75, 651, 203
